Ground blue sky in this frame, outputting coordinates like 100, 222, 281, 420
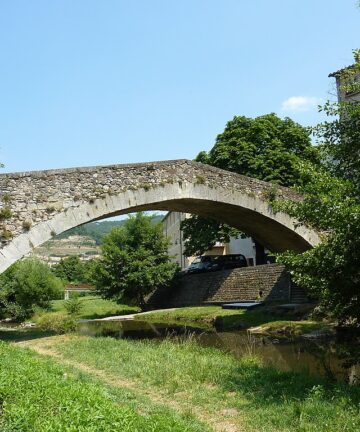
0, 0, 359, 173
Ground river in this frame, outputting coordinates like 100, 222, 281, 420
78, 319, 360, 384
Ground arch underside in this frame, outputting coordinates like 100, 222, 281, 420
93, 198, 311, 253
0, 183, 320, 274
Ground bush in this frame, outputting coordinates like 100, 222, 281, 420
37, 312, 77, 334
0, 258, 63, 321
64, 295, 83, 316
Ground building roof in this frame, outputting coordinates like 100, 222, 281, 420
329, 56, 360, 77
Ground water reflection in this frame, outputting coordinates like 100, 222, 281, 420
78, 319, 360, 384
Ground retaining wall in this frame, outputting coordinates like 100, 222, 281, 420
147, 263, 296, 308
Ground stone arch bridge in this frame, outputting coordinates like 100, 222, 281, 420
0, 159, 321, 273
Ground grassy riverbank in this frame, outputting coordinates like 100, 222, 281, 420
32, 295, 139, 322
0, 341, 206, 431
29, 297, 328, 337
140, 305, 328, 335
17, 334, 360, 432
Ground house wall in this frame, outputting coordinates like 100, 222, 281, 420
162, 211, 195, 269
227, 236, 256, 264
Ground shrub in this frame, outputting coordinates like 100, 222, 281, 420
0, 258, 63, 321
93, 213, 178, 309
22, 220, 32, 231
64, 296, 83, 316
37, 312, 77, 334
0, 207, 12, 220
1, 229, 13, 240
195, 175, 206, 184
1, 193, 11, 203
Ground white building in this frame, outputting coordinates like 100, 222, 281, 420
162, 211, 258, 270
162, 211, 190, 269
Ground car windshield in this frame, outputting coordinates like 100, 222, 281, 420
192, 257, 202, 264
189, 261, 204, 269
212, 256, 223, 262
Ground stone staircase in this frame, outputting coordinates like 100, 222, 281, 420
147, 264, 296, 309
290, 284, 308, 303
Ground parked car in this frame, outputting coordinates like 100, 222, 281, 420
210, 254, 248, 271
184, 254, 247, 274
183, 255, 217, 274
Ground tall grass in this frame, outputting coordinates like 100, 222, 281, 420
0, 342, 207, 432
140, 305, 325, 333
55, 335, 360, 432
33, 296, 139, 322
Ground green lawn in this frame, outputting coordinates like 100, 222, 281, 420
21, 334, 360, 432
0, 341, 207, 432
139, 305, 328, 335
249, 320, 330, 337
0, 327, 54, 343
137, 305, 240, 329
0, 296, 139, 342
33, 295, 140, 321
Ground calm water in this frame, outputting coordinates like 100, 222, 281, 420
78, 319, 360, 384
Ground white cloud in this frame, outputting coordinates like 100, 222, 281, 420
281, 96, 321, 112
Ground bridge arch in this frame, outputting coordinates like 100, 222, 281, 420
0, 160, 321, 273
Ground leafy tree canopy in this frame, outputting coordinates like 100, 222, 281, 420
315, 100, 360, 188
52, 255, 94, 284
198, 113, 320, 186
278, 52, 360, 324
0, 258, 63, 320
92, 213, 178, 308
181, 216, 240, 257
182, 113, 321, 256
277, 162, 360, 324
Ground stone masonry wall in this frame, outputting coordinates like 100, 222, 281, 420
148, 264, 292, 308
0, 159, 300, 247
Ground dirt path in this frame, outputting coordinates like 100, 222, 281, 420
18, 336, 243, 432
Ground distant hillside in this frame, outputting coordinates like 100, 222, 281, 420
56, 215, 164, 244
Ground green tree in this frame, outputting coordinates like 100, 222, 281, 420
199, 113, 319, 186
277, 163, 360, 324
53, 255, 87, 283
64, 293, 83, 316
182, 113, 321, 256
181, 216, 241, 257
315, 57, 360, 187
0, 258, 63, 320
278, 51, 360, 324
93, 213, 178, 309
82, 259, 98, 284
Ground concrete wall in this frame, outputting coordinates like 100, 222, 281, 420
162, 211, 193, 269
227, 236, 256, 264
162, 211, 258, 269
